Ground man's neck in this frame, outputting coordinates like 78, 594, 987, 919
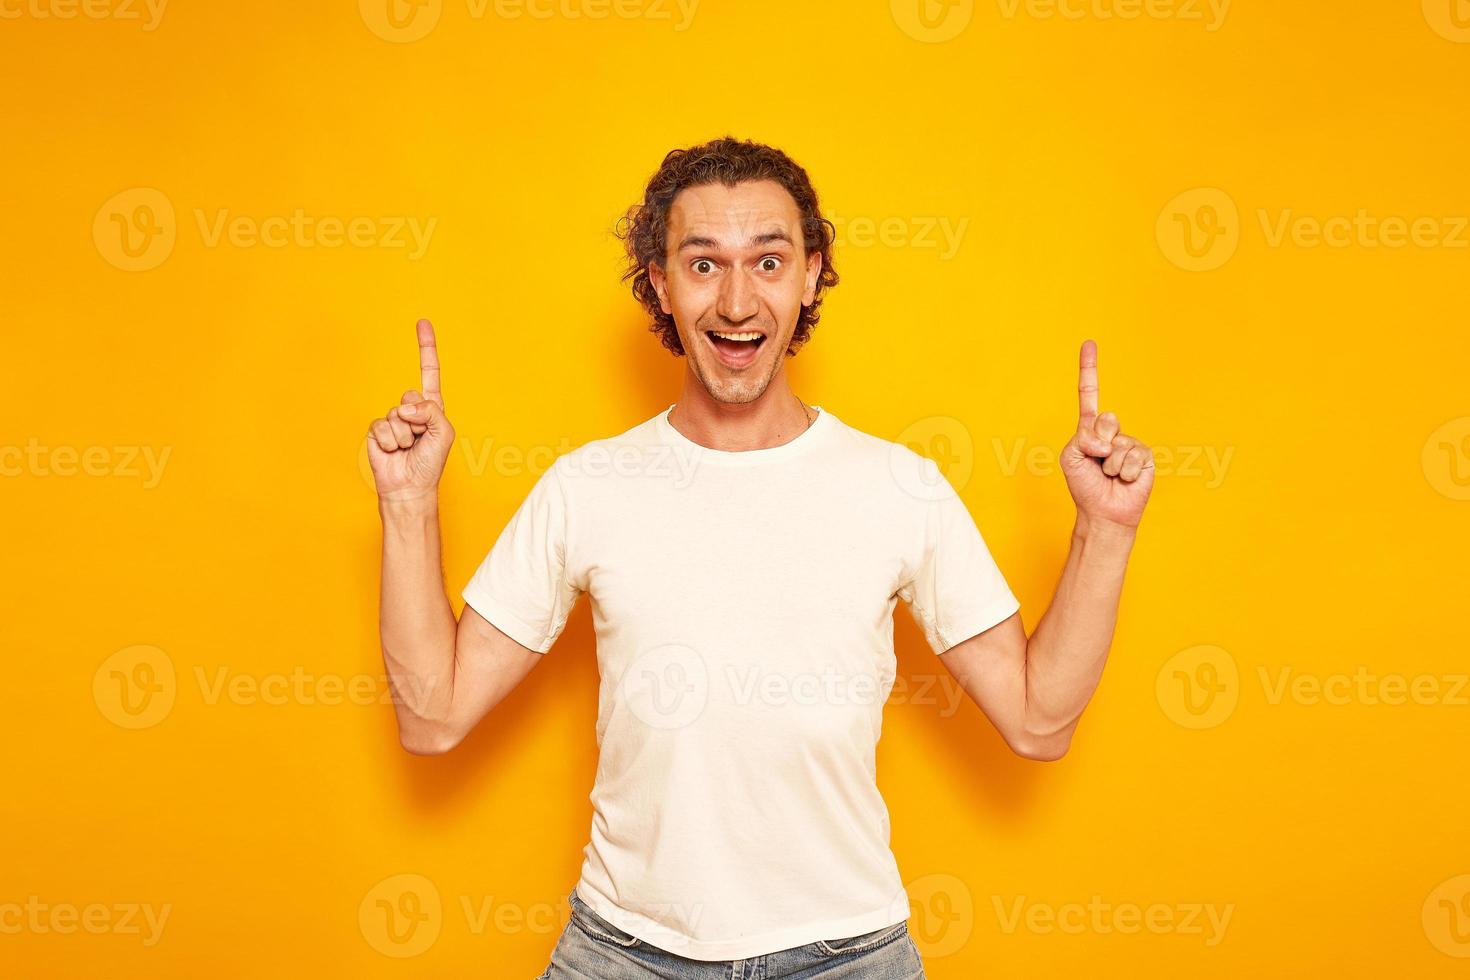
667, 384, 817, 453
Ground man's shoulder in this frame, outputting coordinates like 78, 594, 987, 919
565, 409, 661, 454
541, 405, 941, 489
822, 410, 935, 471
820, 411, 955, 508
542, 407, 670, 486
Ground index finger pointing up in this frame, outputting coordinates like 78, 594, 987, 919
1077, 338, 1099, 423
417, 318, 443, 408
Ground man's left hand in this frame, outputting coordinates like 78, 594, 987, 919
1060, 339, 1155, 530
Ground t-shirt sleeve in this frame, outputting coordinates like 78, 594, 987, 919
900, 455, 1020, 655
461, 458, 581, 654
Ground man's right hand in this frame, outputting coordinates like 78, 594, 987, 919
367, 318, 455, 502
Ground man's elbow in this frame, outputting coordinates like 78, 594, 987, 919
1008, 731, 1071, 762
398, 721, 465, 756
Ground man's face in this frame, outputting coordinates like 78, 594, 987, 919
649, 179, 823, 405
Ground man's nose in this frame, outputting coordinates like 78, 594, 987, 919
716, 267, 759, 324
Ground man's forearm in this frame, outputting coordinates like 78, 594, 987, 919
378, 495, 459, 740
1021, 514, 1135, 744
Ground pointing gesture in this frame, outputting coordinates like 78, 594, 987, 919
1077, 336, 1100, 426
418, 317, 444, 410
366, 318, 456, 502
1060, 339, 1154, 529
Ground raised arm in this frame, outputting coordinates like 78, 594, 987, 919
367, 319, 544, 756
936, 339, 1154, 761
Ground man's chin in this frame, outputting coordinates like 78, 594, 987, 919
680, 326, 789, 402
692, 359, 771, 405
702, 379, 767, 405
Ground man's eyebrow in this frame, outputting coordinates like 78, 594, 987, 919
675, 230, 796, 253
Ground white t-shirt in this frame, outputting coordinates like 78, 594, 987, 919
461, 403, 1020, 961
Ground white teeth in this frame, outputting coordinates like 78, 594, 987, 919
711, 331, 762, 342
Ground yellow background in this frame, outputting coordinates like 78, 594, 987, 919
4, 0, 1469, 976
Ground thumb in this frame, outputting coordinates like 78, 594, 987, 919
1062, 429, 1103, 469
398, 400, 451, 434
1071, 419, 1113, 458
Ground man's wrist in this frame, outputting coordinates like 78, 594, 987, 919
378, 490, 440, 523
1072, 511, 1138, 549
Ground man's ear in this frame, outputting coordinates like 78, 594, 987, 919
801, 250, 822, 307
649, 262, 672, 315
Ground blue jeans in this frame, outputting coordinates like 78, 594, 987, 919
536, 890, 926, 979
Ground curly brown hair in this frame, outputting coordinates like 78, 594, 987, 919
614, 136, 839, 358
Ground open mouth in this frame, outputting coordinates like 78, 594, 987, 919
703, 328, 767, 368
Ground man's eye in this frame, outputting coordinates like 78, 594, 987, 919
759, 256, 782, 272
692, 259, 716, 275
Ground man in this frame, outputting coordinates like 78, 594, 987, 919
366, 137, 1153, 978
